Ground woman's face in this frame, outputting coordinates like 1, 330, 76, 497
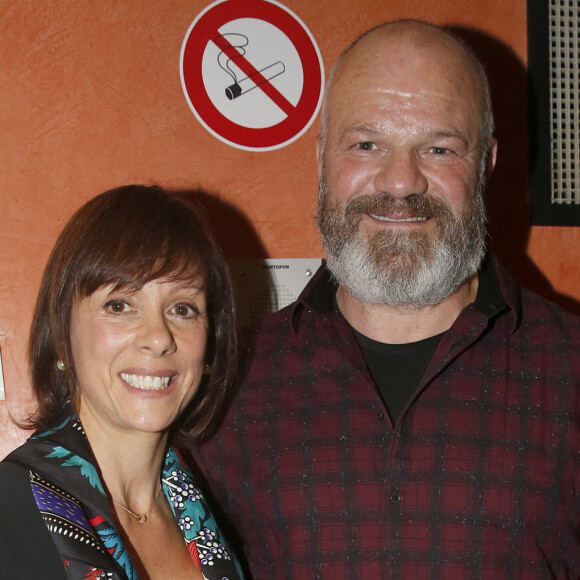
70, 278, 208, 438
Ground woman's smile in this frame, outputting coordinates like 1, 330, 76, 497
119, 372, 175, 391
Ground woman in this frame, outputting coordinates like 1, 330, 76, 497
0, 185, 244, 579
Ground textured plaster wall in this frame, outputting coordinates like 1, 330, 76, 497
0, 0, 577, 459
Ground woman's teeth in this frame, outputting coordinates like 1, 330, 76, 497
120, 373, 171, 390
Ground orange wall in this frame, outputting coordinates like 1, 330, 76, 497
0, 0, 577, 459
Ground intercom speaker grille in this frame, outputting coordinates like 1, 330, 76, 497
249, 283, 296, 321
228, 258, 323, 326
550, 0, 580, 205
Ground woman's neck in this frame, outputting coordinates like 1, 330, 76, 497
78, 408, 169, 511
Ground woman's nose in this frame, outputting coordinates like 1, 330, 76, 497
134, 313, 176, 357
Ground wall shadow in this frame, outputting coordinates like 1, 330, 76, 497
176, 187, 268, 261
449, 26, 580, 315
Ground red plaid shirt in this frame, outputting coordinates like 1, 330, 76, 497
192, 258, 580, 579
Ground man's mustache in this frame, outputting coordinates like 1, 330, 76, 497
344, 193, 452, 221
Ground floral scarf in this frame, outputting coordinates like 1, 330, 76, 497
4, 414, 244, 580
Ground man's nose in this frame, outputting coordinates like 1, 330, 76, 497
373, 149, 428, 197
134, 313, 176, 358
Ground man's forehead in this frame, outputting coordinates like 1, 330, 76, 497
326, 29, 482, 130
332, 23, 479, 95
328, 72, 480, 123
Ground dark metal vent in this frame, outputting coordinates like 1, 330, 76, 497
529, 0, 580, 224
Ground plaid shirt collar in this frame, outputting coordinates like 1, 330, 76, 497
290, 253, 520, 336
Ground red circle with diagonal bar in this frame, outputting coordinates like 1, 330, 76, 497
180, 0, 324, 151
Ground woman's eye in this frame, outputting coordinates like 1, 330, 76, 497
171, 303, 199, 318
104, 299, 130, 314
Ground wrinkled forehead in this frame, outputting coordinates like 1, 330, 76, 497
325, 26, 484, 139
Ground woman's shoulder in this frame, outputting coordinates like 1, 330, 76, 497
0, 460, 38, 534
0, 460, 31, 499
0, 460, 67, 580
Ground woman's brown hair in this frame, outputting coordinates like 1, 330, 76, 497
28, 184, 236, 440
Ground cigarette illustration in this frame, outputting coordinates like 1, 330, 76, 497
225, 61, 285, 100
214, 33, 286, 101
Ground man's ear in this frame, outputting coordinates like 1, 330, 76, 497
315, 135, 323, 178
487, 138, 498, 177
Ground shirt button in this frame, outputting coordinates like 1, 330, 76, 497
377, 410, 385, 421
390, 492, 402, 503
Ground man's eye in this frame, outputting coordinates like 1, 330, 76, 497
355, 141, 376, 151
430, 147, 451, 155
104, 299, 130, 314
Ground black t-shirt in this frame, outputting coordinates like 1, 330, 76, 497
353, 328, 443, 424
337, 256, 505, 425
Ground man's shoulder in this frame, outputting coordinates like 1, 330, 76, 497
519, 286, 580, 329
239, 302, 298, 357
515, 292, 580, 364
254, 301, 295, 328
490, 257, 579, 336
240, 263, 335, 345
509, 285, 580, 361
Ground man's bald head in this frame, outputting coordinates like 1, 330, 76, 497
320, 19, 494, 166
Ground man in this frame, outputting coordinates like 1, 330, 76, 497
193, 19, 580, 578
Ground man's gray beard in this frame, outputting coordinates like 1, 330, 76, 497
316, 175, 487, 308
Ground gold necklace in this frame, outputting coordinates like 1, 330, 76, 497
112, 483, 162, 524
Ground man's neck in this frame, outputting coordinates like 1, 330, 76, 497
336, 274, 479, 345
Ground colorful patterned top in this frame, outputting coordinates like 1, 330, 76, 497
2, 413, 245, 580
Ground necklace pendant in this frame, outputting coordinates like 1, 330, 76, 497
111, 482, 161, 525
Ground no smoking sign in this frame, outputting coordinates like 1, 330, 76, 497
180, 0, 324, 151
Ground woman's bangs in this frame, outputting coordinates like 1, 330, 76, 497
76, 223, 206, 297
